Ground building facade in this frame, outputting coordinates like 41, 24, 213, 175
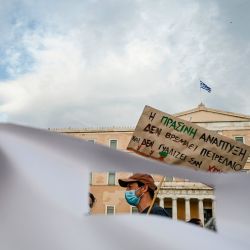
52, 104, 250, 224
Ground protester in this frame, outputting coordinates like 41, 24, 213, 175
205, 217, 217, 231
118, 173, 169, 216
89, 192, 96, 210
188, 218, 203, 227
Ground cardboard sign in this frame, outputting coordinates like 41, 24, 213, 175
127, 106, 250, 172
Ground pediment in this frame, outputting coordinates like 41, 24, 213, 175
174, 103, 250, 123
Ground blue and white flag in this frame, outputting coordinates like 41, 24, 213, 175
200, 80, 211, 93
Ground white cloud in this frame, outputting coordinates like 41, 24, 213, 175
0, 0, 250, 128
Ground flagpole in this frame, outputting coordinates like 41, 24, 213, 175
199, 81, 202, 104
200, 80, 211, 104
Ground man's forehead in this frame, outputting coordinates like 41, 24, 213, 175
127, 182, 139, 187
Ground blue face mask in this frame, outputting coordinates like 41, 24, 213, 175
125, 187, 142, 206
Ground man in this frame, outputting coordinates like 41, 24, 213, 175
89, 192, 96, 210
188, 218, 203, 227
118, 173, 169, 217
205, 217, 216, 231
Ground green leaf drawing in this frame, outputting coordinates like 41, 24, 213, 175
159, 151, 168, 158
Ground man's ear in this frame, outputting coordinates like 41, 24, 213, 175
141, 184, 149, 192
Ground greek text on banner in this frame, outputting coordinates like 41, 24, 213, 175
127, 105, 250, 172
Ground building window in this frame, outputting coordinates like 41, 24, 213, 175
165, 176, 173, 182
87, 139, 95, 143
89, 172, 92, 185
131, 206, 138, 214
106, 205, 115, 215
235, 136, 244, 143
108, 172, 116, 185
109, 139, 117, 149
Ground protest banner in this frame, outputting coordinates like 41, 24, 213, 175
127, 105, 250, 172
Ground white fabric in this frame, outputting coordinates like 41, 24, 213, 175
0, 123, 249, 250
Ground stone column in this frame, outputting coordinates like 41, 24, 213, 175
185, 198, 190, 221
159, 197, 164, 208
198, 199, 204, 226
212, 199, 216, 218
172, 198, 177, 220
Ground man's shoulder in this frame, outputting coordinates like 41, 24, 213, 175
151, 204, 170, 217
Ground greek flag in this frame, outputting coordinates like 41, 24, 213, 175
200, 80, 211, 93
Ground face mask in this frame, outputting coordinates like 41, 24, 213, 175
125, 187, 143, 206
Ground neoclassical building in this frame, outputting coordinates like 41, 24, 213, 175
52, 104, 250, 225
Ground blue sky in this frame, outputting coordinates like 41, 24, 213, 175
0, 0, 250, 128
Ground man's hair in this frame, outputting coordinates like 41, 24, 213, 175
188, 218, 202, 225
137, 181, 155, 199
89, 192, 96, 208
